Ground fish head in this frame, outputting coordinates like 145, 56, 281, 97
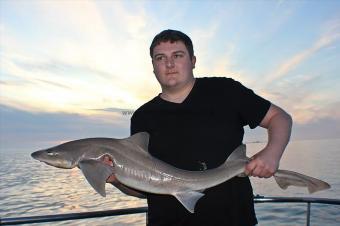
31, 143, 80, 169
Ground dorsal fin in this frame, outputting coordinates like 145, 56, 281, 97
126, 132, 150, 150
226, 144, 248, 163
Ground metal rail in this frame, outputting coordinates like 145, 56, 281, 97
0, 207, 148, 225
254, 195, 340, 226
1, 196, 339, 225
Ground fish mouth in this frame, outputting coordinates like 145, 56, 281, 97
31, 150, 49, 163
31, 150, 74, 169
31, 150, 42, 160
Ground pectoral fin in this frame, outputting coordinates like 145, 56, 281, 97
79, 159, 114, 197
173, 190, 205, 213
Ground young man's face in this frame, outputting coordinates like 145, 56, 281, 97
152, 41, 196, 91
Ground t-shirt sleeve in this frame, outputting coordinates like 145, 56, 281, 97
130, 106, 150, 135
215, 77, 270, 129
130, 108, 148, 135
232, 80, 271, 129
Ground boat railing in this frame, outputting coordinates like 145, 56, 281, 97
1, 195, 339, 225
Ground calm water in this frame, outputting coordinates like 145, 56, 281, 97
1, 139, 339, 225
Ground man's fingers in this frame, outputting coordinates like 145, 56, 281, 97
245, 158, 274, 178
103, 155, 110, 162
245, 160, 256, 176
252, 167, 265, 178
246, 164, 275, 178
99, 155, 116, 183
106, 174, 117, 183
102, 155, 114, 166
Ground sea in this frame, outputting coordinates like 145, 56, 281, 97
1, 139, 340, 226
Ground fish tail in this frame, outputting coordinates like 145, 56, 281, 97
274, 169, 330, 193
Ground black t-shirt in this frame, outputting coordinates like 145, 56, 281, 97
131, 77, 271, 226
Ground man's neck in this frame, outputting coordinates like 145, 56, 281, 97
160, 78, 196, 103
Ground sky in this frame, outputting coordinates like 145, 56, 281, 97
0, 0, 340, 151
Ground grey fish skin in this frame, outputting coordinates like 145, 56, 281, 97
274, 170, 330, 194
31, 132, 331, 213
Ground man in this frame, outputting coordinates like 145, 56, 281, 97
106, 29, 292, 226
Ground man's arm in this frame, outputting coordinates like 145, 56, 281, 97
106, 175, 146, 198
245, 103, 293, 178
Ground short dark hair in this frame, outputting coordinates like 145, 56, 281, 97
149, 29, 194, 58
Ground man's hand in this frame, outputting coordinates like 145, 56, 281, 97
244, 147, 279, 178
101, 155, 146, 198
245, 103, 292, 178
102, 156, 118, 183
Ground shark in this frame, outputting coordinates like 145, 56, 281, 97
31, 132, 331, 213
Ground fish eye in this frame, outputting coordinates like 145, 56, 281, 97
47, 151, 58, 156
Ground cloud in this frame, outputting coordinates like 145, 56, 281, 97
250, 17, 340, 126
10, 57, 114, 80
2, 101, 339, 153
0, 104, 130, 151
244, 107, 340, 142
292, 117, 340, 141
261, 71, 340, 124
0, 1, 158, 114
190, 21, 250, 84
264, 18, 340, 85
315, 101, 340, 121
93, 107, 135, 113
1, 1, 340, 146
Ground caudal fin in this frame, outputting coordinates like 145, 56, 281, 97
274, 169, 331, 194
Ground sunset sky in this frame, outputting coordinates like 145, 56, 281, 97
1, 0, 339, 150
